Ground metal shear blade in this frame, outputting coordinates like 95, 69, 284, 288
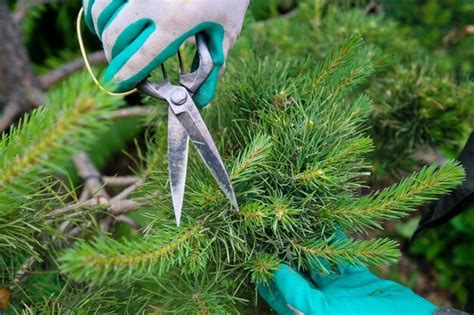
139, 34, 238, 226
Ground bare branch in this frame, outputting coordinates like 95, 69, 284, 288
74, 152, 109, 199
443, 25, 474, 45
111, 179, 144, 202
39, 51, 107, 89
103, 176, 141, 187
0, 0, 45, 130
111, 106, 154, 120
10, 256, 36, 293
48, 197, 150, 219
115, 215, 141, 230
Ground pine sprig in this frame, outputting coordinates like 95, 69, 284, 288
0, 72, 122, 213
322, 161, 466, 232
246, 253, 280, 286
311, 34, 364, 90
294, 238, 400, 273
0, 72, 123, 271
231, 133, 273, 183
60, 223, 206, 284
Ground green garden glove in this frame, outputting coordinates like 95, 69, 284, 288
259, 264, 437, 315
82, 0, 249, 107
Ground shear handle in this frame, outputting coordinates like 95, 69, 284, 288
179, 33, 214, 93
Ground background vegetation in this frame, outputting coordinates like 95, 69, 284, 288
0, 0, 473, 312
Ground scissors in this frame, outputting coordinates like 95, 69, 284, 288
138, 33, 239, 226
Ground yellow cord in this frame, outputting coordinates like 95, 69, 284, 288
76, 8, 137, 97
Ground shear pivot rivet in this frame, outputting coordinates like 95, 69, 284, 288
171, 89, 188, 105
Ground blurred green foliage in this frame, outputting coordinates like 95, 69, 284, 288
381, 0, 474, 77
248, 0, 298, 20
411, 205, 474, 306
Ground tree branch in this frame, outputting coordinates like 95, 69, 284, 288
39, 51, 107, 89
103, 176, 141, 187
110, 106, 154, 120
0, 0, 44, 130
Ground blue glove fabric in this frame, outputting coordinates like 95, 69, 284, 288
259, 263, 437, 315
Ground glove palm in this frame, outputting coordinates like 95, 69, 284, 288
259, 264, 437, 315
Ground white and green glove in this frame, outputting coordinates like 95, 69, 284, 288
83, 0, 249, 106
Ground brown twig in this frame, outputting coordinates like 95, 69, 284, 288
10, 256, 36, 293
39, 51, 107, 89
115, 215, 141, 230
73, 152, 112, 231
110, 106, 154, 120
111, 179, 144, 202
74, 152, 109, 199
443, 25, 474, 45
48, 197, 150, 219
103, 176, 141, 187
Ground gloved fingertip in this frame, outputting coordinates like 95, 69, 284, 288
257, 284, 273, 303
258, 283, 295, 315
193, 69, 220, 108
273, 265, 326, 314
83, 1, 97, 36
193, 88, 216, 108
273, 264, 307, 291
102, 67, 137, 94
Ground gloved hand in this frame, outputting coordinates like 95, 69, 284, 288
82, 0, 249, 106
259, 263, 437, 315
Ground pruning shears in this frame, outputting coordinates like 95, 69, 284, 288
138, 34, 239, 226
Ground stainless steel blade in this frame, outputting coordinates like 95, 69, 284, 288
168, 107, 189, 227
171, 99, 239, 212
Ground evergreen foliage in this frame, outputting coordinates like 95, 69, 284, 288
0, 0, 470, 312
240, 1, 474, 177
411, 205, 474, 306
0, 73, 122, 288
55, 36, 463, 311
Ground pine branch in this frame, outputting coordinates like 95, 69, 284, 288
102, 176, 141, 187
0, 73, 122, 213
311, 34, 364, 90
149, 272, 245, 314
231, 133, 273, 182
294, 238, 400, 272
60, 222, 206, 284
110, 106, 153, 121
321, 161, 465, 232
246, 253, 280, 286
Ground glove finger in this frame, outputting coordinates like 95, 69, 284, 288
274, 265, 327, 314
309, 258, 341, 289
83, 0, 96, 35
92, 0, 127, 39
193, 66, 220, 107
191, 28, 225, 107
309, 258, 369, 290
104, 31, 177, 93
258, 285, 295, 315
102, 13, 155, 62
